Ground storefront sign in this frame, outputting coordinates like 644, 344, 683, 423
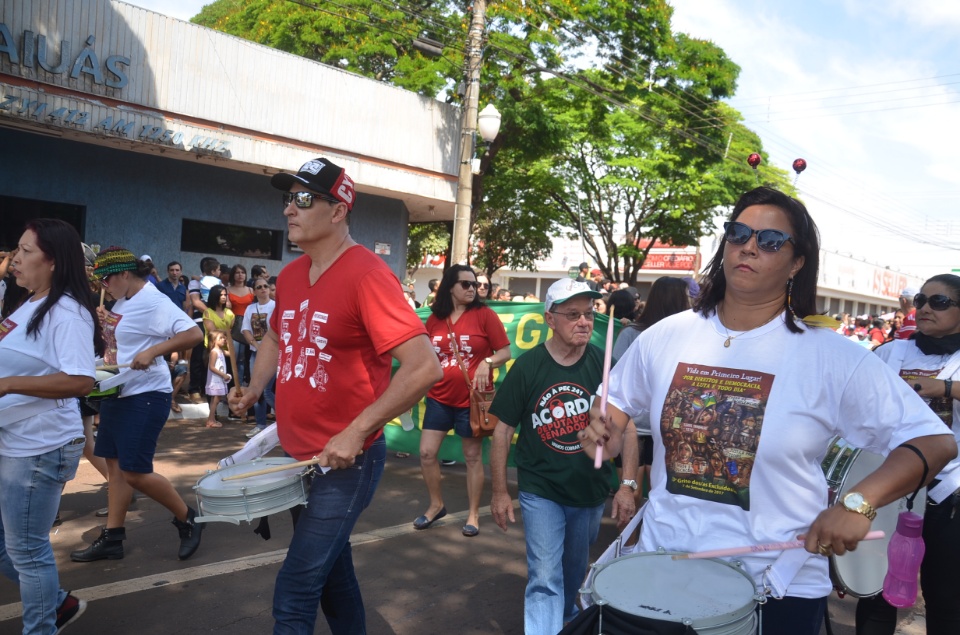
0, 25, 129, 88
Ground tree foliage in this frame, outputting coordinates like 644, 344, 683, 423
193, 0, 786, 280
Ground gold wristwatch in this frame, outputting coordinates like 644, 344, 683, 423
841, 492, 877, 521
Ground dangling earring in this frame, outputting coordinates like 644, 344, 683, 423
786, 278, 797, 320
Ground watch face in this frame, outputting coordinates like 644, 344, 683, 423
844, 492, 864, 509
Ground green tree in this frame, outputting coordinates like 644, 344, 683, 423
406, 222, 450, 274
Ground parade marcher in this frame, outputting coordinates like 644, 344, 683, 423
855, 274, 960, 635
0, 219, 104, 633
413, 264, 511, 537
582, 187, 956, 635
489, 278, 637, 635
228, 157, 442, 634
71, 248, 204, 563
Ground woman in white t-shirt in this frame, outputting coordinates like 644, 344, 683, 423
70, 247, 204, 565
581, 187, 957, 635
0, 219, 103, 633
857, 274, 960, 635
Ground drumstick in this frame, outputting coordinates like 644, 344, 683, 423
595, 306, 615, 469
97, 363, 131, 371
671, 530, 886, 560
221, 457, 322, 481
99, 287, 105, 308
223, 331, 243, 397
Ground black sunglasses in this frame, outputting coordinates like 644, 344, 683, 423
723, 221, 795, 253
254, 284, 269, 290
457, 280, 479, 290
282, 191, 339, 209
914, 293, 960, 311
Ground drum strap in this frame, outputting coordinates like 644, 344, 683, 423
762, 547, 812, 600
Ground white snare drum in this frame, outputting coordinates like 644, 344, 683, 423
87, 369, 120, 400
585, 551, 761, 634
821, 436, 926, 597
193, 457, 310, 525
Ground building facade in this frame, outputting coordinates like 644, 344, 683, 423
1, 0, 460, 278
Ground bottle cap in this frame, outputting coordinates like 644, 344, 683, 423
895, 511, 923, 537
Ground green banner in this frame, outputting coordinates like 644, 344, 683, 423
385, 301, 621, 463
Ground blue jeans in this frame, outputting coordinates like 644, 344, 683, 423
518, 490, 604, 635
273, 437, 385, 635
0, 440, 84, 634
250, 351, 276, 430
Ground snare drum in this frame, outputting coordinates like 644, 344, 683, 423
821, 436, 926, 597
193, 457, 310, 525
585, 551, 761, 634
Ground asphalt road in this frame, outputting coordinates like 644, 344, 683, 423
0, 415, 926, 634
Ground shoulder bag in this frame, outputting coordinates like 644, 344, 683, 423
446, 318, 499, 437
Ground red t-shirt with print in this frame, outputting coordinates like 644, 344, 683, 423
896, 308, 917, 340
270, 247, 427, 460
425, 306, 510, 408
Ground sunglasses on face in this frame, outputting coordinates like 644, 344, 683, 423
282, 191, 339, 209
550, 309, 596, 322
477, 282, 490, 288
723, 221, 795, 253
914, 293, 960, 311
255, 284, 269, 290
457, 280, 479, 290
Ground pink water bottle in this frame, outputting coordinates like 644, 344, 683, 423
882, 511, 925, 608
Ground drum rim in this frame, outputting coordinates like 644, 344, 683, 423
195, 457, 305, 496
587, 551, 758, 628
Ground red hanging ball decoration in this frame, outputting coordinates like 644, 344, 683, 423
747, 153, 762, 169
792, 158, 807, 174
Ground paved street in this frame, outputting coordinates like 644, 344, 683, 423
0, 416, 925, 634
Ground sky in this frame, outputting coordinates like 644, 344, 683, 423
121, 0, 959, 279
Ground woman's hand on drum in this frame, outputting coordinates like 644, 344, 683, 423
800, 504, 872, 557
491, 490, 515, 532
130, 350, 155, 370
580, 402, 624, 460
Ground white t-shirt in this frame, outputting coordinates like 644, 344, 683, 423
608, 309, 951, 599
875, 339, 960, 502
241, 299, 276, 346
112, 283, 197, 396
0, 294, 95, 457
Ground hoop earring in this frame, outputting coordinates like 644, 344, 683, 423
786, 278, 797, 320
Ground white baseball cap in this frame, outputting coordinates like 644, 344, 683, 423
140, 254, 153, 262
899, 286, 920, 298
545, 278, 602, 311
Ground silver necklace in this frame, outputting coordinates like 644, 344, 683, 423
718, 305, 782, 347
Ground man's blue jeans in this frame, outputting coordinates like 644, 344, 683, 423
0, 441, 84, 634
518, 490, 604, 635
273, 437, 385, 635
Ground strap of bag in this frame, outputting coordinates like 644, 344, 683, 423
446, 318, 473, 391
898, 442, 929, 511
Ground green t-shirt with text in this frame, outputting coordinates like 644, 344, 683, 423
489, 343, 613, 507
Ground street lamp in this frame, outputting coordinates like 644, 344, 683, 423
477, 104, 501, 144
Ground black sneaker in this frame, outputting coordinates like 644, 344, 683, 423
173, 507, 203, 560
55, 593, 87, 633
440, 459, 457, 466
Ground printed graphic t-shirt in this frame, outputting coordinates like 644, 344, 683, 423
270, 247, 427, 461
0, 294, 95, 456
607, 309, 950, 599
425, 306, 510, 408
489, 343, 612, 507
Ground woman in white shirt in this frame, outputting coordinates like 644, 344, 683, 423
0, 219, 103, 633
70, 247, 204, 564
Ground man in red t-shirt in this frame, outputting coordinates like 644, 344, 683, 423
896, 286, 919, 340
230, 157, 441, 634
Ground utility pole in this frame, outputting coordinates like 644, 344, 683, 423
450, 0, 486, 265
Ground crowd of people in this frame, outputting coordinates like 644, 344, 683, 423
2, 175, 958, 635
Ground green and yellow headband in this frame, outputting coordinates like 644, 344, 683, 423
93, 247, 138, 279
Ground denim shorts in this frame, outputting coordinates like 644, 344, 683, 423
95, 391, 172, 473
421, 397, 473, 438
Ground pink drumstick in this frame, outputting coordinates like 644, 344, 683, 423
595, 307, 615, 469
672, 530, 886, 560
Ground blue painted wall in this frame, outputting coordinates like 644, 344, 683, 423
0, 127, 409, 278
